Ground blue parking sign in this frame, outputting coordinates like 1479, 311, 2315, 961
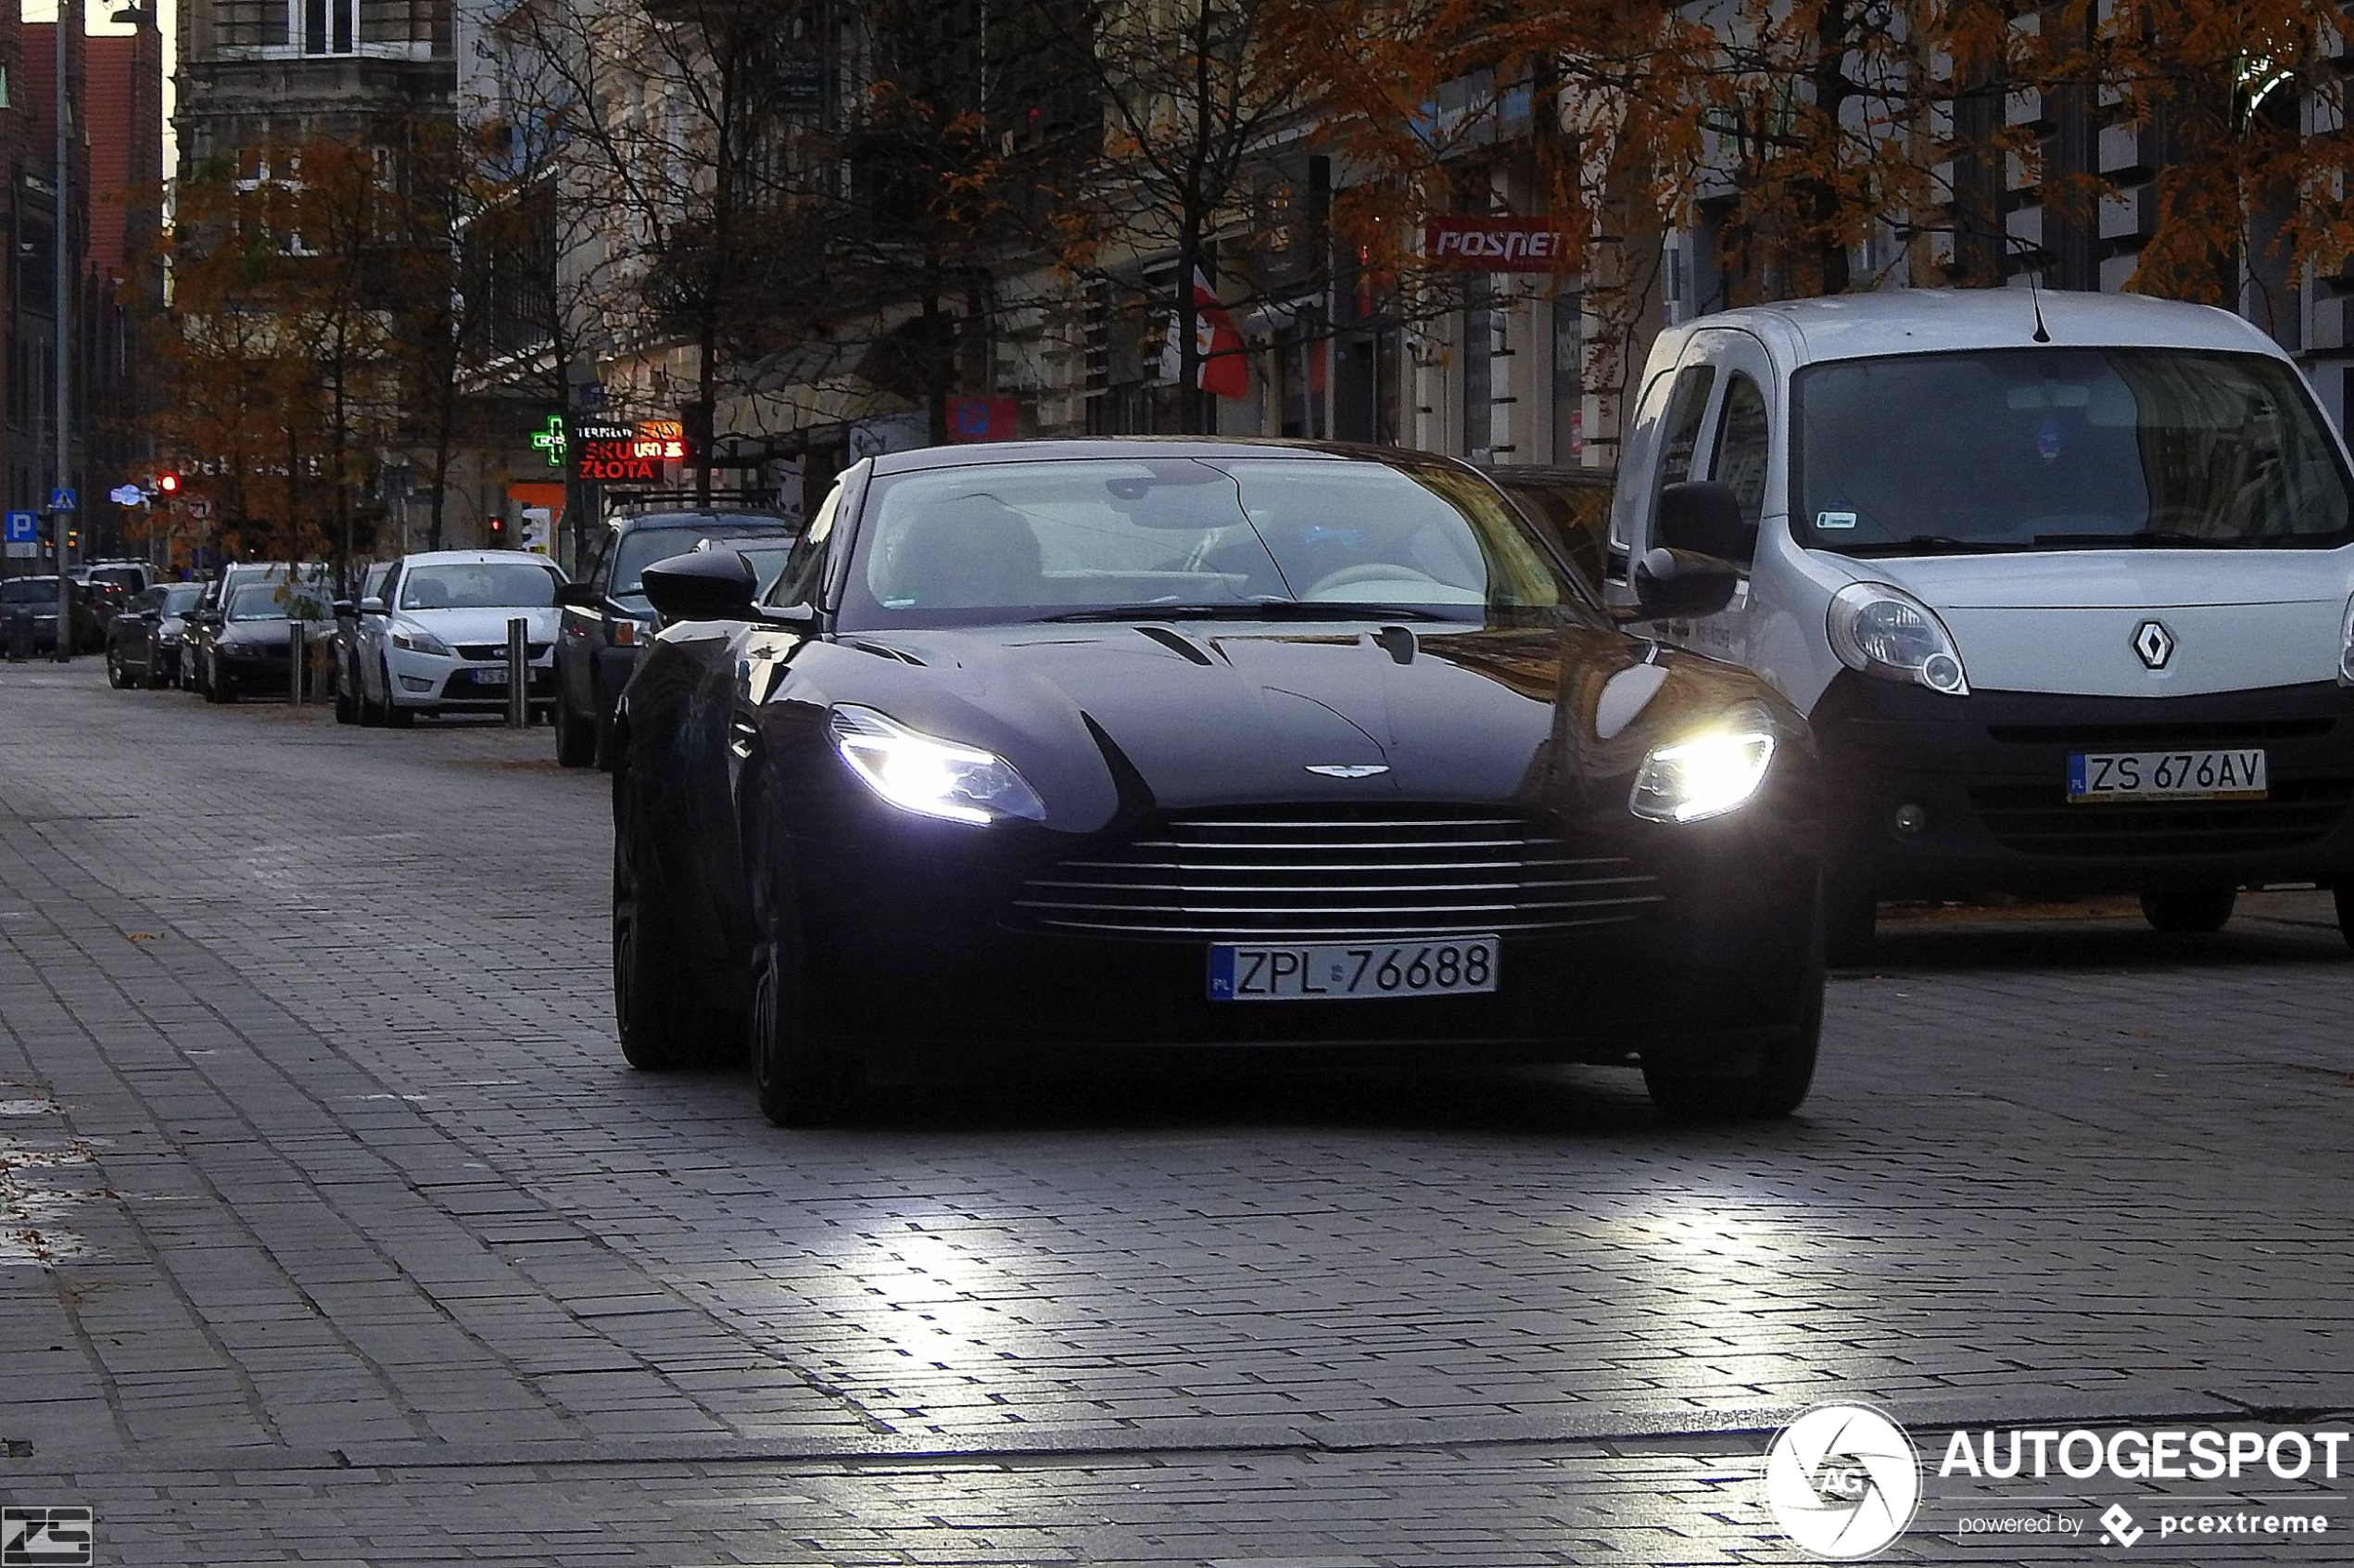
4, 512, 34, 543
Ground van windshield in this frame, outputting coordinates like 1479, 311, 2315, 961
1792, 348, 2354, 554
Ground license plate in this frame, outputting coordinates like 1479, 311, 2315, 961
472, 666, 510, 686
2068, 749, 2268, 803
1209, 937, 1500, 1002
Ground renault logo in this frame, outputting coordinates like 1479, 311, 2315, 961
2133, 620, 2176, 670
1305, 765, 1389, 779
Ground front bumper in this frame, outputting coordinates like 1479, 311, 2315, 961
386, 647, 557, 710
778, 796, 1821, 1063
1813, 674, 2354, 898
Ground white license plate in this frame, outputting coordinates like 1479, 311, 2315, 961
1209, 937, 1500, 1002
2068, 749, 2268, 802
472, 666, 511, 686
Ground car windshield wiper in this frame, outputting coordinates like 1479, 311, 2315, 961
2030, 529, 2236, 550
1040, 601, 1455, 624
1831, 535, 2031, 557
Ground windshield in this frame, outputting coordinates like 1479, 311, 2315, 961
89, 567, 144, 591
614, 524, 791, 598
0, 579, 58, 605
228, 584, 330, 621
398, 562, 561, 610
1794, 348, 2354, 554
159, 584, 203, 615
842, 456, 1577, 629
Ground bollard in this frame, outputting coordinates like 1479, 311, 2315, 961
288, 620, 307, 705
506, 616, 529, 729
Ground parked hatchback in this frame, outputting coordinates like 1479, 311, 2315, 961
106, 581, 205, 688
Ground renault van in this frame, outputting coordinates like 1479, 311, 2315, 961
1604, 288, 2354, 953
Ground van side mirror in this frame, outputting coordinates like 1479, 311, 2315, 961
359, 598, 387, 616
1655, 481, 1753, 564
1631, 547, 1740, 621
641, 549, 758, 624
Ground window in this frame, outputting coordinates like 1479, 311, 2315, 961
1652, 365, 1717, 505
1462, 273, 1498, 462
0, 64, 11, 109
1551, 292, 1583, 463
1710, 373, 1771, 537
300, 0, 356, 52
772, 486, 842, 608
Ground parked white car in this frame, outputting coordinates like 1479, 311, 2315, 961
348, 550, 568, 727
1602, 287, 2354, 953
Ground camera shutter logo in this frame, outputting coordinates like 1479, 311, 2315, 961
1, 1508, 94, 1568
1764, 1404, 1921, 1559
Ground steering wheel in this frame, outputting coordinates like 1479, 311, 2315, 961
1307, 563, 1446, 598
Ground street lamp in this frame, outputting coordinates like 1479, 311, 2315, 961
50, 0, 74, 659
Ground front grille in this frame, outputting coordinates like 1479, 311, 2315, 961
1986, 717, 2333, 746
455, 642, 551, 662
1010, 805, 1663, 940
1968, 780, 2354, 857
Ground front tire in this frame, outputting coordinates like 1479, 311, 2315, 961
1823, 881, 1877, 966
206, 655, 235, 703
334, 658, 357, 723
381, 661, 414, 727
749, 928, 862, 1128
2141, 886, 2236, 934
1642, 916, 1824, 1120
106, 649, 128, 689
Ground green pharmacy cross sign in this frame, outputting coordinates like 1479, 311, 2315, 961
532, 414, 568, 468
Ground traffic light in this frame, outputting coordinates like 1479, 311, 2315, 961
487, 514, 508, 545
155, 473, 181, 495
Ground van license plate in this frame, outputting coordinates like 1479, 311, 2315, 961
2068, 749, 2267, 803
1209, 938, 1500, 1002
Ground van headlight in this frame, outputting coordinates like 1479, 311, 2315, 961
829, 705, 1046, 825
1630, 709, 1778, 823
1828, 581, 1969, 695
2338, 592, 2354, 686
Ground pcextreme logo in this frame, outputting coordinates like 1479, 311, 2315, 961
1764, 1404, 1923, 1560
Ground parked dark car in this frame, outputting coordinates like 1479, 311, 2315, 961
1479, 464, 1618, 589
106, 581, 205, 688
200, 579, 335, 702
187, 563, 329, 696
608, 439, 1823, 1128
554, 510, 798, 769
0, 575, 99, 654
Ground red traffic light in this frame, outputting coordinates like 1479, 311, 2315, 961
155, 473, 182, 494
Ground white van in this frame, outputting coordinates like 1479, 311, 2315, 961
1605, 288, 2354, 953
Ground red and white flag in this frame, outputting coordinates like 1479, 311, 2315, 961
1162, 268, 1249, 399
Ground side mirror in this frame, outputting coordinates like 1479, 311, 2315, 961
1654, 481, 1753, 564
331, 599, 357, 619
1632, 547, 1740, 622
640, 549, 758, 624
554, 581, 599, 608
358, 598, 388, 616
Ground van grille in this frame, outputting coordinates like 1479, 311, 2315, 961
1010, 806, 1662, 940
1968, 779, 2354, 857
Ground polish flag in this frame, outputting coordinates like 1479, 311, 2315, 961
1163, 268, 1250, 399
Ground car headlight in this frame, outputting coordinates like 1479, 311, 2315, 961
393, 627, 453, 657
829, 705, 1046, 825
1828, 581, 1969, 695
2338, 591, 2354, 686
1630, 709, 1778, 823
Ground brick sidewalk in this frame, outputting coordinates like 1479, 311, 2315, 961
4, 662, 2352, 1562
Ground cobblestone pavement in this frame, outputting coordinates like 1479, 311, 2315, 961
2, 661, 2351, 1564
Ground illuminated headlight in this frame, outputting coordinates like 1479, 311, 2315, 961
1630, 713, 1778, 823
392, 627, 454, 657
2338, 592, 2354, 686
1828, 581, 1969, 695
829, 705, 1046, 825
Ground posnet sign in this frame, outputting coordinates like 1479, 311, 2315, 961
1424, 216, 1566, 272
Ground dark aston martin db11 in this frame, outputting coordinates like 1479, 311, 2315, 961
610, 439, 1825, 1125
